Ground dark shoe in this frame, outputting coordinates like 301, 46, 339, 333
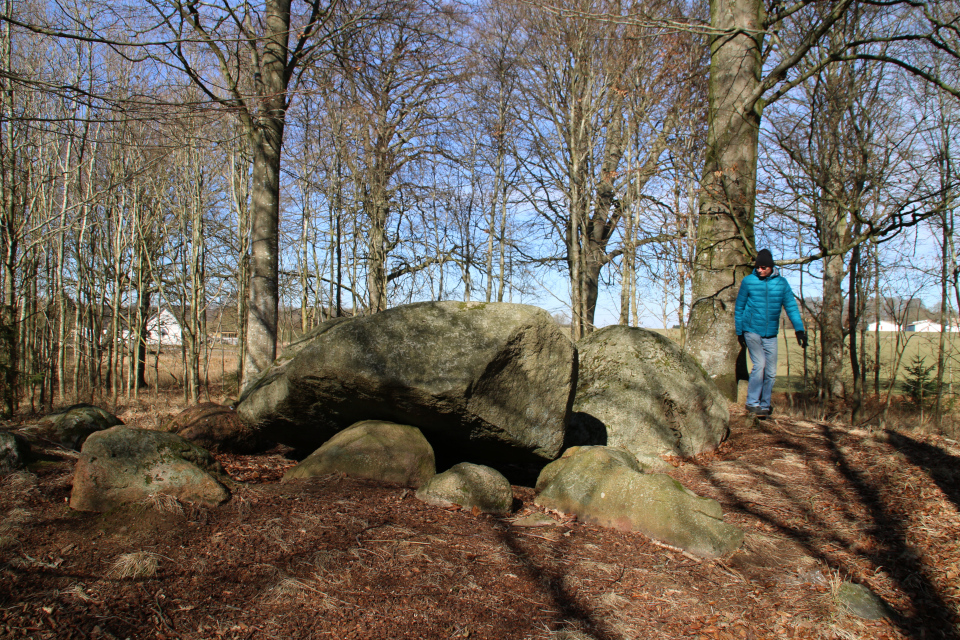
746, 405, 762, 414
757, 407, 772, 416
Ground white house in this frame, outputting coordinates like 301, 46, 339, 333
907, 320, 942, 333
866, 321, 899, 331
145, 309, 183, 346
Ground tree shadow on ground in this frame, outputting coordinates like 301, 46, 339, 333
884, 430, 960, 512
699, 418, 959, 640
494, 525, 621, 640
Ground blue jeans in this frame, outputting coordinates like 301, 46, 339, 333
744, 332, 778, 411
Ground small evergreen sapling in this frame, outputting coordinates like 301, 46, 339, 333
900, 355, 938, 407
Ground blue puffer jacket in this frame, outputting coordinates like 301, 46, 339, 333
735, 267, 804, 337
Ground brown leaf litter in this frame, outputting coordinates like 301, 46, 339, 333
1, 406, 958, 639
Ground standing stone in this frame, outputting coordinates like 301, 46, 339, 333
569, 326, 729, 460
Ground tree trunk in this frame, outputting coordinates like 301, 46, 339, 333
849, 240, 863, 423
109, 190, 127, 405
821, 250, 846, 401
300, 199, 311, 333
241, 0, 290, 389
0, 301, 14, 418
0, 6, 18, 417
135, 282, 150, 391
0, 205, 15, 420
366, 186, 389, 313
687, 0, 763, 399
873, 244, 881, 395
619, 202, 635, 325
935, 207, 951, 429
243, 124, 283, 384
229, 147, 251, 393
187, 167, 205, 403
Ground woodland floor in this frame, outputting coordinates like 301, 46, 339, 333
1, 400, 960, 640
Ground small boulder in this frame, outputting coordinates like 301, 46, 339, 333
836, 582, 889, 620
0, 432, 28, 473
283, 420, 435, 487
416, 462, 513, 514
237, 301, 576, 462
536, 445, 642, 491
70, 426, 231, 512
38, 403, 123, 450
165, 403, 262, 453
569, 326, 729, 459
535, 446, 743, 558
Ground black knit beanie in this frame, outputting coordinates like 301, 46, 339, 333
755, 249, 774, 268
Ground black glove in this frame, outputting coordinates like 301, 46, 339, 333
737, 334, 746, 347
796, 330, 808, 349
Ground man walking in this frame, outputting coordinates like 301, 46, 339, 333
734, 249, 808, 416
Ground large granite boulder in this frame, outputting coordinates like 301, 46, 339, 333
36, 403, 123, 451
237, 301, 577, 462
165, 403, 262, 453
284, 420, 435, 486
416, 462, 513, 514
569, 326, 729, 460
70, 427, 231, 512
535, 446, 743, 558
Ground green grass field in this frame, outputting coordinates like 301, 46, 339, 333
658, 329, 960, 397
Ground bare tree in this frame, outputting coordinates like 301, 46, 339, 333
687, 0, 960, 398
760, 6, 907, 413
0, 0, 22, 416
127, 0, 363, 387
916, 70, 959, 428
465, 1, 529, 304
510, 0, 702, 340
330, 0, 463, 312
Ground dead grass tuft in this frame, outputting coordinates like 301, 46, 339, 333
144, 492, 184, 515
263, 575, 310, 601
0, 506, 30, 531
262, 574, 337, 610
597, 589, 630, 612
1, 471, 38, 501
108, 551, 160, 579
393, 540, 432, 561
62, 583, 96, 602
260, 518, 293, 551
0, 506, 31, 549
312, 548, 351, 573
546, 630, 599, 640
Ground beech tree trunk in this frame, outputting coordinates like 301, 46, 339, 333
686, 0, 762, 399
244, 122, 283, 382
365, 179, 390, 313
848, 238, 863, 423
821, 250, 846, 400
241, 0, 290, 387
